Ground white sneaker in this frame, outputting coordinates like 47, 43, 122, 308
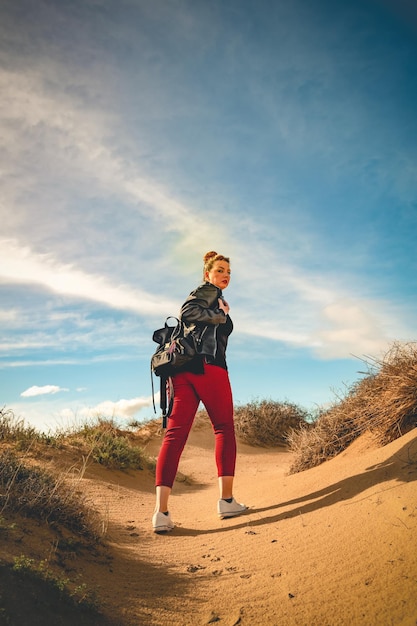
217, 497, 247, 519
152, 511, 175, 533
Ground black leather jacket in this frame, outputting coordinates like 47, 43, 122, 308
180, 282, 230, 359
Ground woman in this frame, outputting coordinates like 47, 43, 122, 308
152, 250, 247, 533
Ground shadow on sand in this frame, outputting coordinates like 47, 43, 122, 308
175, 431, 417, 536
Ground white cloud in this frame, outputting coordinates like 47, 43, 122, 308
81, 396, 154, 419
6, 395, 155, 434
55, 396, 155, 423
21, 385, 69, 397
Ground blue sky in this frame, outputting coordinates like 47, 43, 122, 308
1, 0, 416, 432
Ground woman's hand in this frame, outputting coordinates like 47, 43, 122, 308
218, 298, 230, 315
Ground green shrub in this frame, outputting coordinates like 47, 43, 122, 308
76, 419, 149, 470
0, 559, 118, 626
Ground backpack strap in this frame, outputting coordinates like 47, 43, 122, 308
150, 366, 173, 429
160, 376, 174, 428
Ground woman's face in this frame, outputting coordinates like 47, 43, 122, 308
205, 260, 231, 290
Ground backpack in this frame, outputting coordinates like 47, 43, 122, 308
150, 317, 195, 427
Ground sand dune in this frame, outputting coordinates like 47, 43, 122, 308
77, 420, 417, 626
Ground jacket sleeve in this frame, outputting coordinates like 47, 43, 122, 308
180, 283, 227, 325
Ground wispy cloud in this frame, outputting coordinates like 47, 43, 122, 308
0, 65, 229, 268
0, 239, 178, 315
0, 233, 407, 364
311, 299, 398, 359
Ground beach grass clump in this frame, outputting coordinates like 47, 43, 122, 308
288, 341, 417, 473
0, 450, 101, 539
1, 408, 153, 472
72, 418, 151, 470
234, 399, 309, 447
0, 407, 61, 451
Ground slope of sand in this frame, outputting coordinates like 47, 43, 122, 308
80, 422, 417, 626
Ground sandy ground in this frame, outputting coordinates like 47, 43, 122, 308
79, 422, 417, 626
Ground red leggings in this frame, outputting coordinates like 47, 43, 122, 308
155, 363, 236, 488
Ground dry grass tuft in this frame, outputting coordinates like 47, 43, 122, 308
288, 342, 417, 473
234, 399, 309, 447
286, 406, 359, 474
354, 342, 417, 442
